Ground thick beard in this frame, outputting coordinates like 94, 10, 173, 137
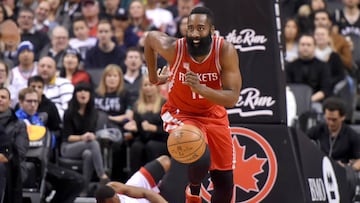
186, 34, 212, 57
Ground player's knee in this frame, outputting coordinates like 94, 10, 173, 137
157, 155, 171, 172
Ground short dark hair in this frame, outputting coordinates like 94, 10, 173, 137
95, 185, 115, 202
0, 87, 11, 99
28, 75, 45, 86
313, 9, 332, 22
323, 97, 347, 116
190, 6, 214, 25
18, 87, 38, 102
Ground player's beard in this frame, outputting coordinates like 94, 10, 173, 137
186, 33, 212, 57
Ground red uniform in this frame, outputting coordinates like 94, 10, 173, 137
161, 36, 234, 170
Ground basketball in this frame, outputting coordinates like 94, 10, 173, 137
167, 124, 206, 164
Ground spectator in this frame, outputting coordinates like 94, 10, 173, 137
0, 60, 10, 88
111, 12, 140, 49
17, 8, 50, 60
333, 0, 360, 69
124, 75, 168, 174
314, 9, 353, 71
307, 97, 360, 200
27, 76, 62, 132
0, 87, 28, 203
45, 0, 61, 30
128, 0, 154, 40
15, 86, 85, 203
100, 0, 126, 20
34, 1, 51, 34
124, 47, 145, 106
145, 0, 174, 34
286, 34, 332, 111
84, 19, 126, 72
314, 26, 346, 90
54, 0, 82, 34
69, 17, 97, 60
296, 0, 327, 34
38, 56, 74, 119
0, 4, 10, 24
62, 82, 110, 193
172, 0, 195, 36
16, 87, 44, 126
94, 64, 133, 182
59, 48, 92, 86
175, 15, 188, 38
81, 0, 101, 38
284, 18, 300, 63
9, 41, 38, 107
39, 25, 70, 70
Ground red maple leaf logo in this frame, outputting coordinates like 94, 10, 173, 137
233, 137, 267, 193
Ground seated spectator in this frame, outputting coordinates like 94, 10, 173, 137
284, 18, 299, 63
15, 87, 44, 126
286, 34, 332, 112
313, 9, 353, 72
84, 19, 126, 72
69, 17, 97, 61
124, 75, 168, 174
175, 15, 188, 38
17, 8, 50, 60
111, 12, 140, 49
15, 87, 85, 203
39, 25, 70, 70
8, 41, 38, 107
314, 26, 346, 91
0, 87, 28, 203
59, 48, 92, 87
307, 97, 360, 200
0, 60, 10, 88
94, 64, 133, 182
34, 1, 51, 34
61, 82, 110, 193
81, 0, 100, 37
27, 76, 61, 132
124, 47, 145, 107
38, 56, 74, 119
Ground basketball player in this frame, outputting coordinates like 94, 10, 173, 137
95, 155, 170, 203
144, 6, 242, 203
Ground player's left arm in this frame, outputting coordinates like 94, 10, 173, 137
184, 41, 242, 107
107, 182, 168, 203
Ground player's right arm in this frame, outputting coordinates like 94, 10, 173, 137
144, 31, 177, 85
107, 181, 168, 203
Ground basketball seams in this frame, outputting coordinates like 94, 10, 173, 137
167, 125, 206, 163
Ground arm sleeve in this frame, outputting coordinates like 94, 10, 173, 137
14, 121, 29, 163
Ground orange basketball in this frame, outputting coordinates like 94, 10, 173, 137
167, 124, 206, 164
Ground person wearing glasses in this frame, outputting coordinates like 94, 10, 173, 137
307, 97, 360, 201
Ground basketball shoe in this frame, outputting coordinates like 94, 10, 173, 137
185, 185, 202, 203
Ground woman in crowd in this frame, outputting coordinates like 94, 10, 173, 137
59, 48, 92, 86
94, 64, 133, 182
284, 18, 299, 63
61, 82, 109, 193
124, 75, 168, 174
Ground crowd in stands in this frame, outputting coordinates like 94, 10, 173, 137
0, 0, 202, 201
1, 0, 360, 202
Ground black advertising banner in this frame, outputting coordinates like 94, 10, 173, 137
205, 0, 287, 124
160, 125, 349, 202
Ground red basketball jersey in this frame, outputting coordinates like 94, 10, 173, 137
163, 36, 225, 115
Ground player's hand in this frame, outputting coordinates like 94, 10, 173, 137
183, 70, 202, 93
156, 66, 170, 85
